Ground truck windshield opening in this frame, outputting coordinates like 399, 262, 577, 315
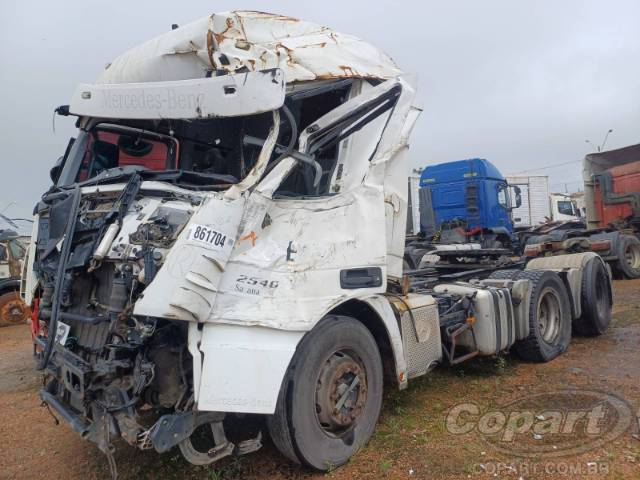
57, 112, 274, 190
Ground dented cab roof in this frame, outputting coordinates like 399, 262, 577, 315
97, 10, 402, 85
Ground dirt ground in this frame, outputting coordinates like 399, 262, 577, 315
1, 280, 639, 480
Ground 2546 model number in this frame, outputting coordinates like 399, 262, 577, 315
236, 274, 279, 289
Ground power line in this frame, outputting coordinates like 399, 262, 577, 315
549, 179, 583, 187
510, 159, 581, 175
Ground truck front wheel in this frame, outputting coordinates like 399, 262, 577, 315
268, 315, 383, 471
0, 292, 30, 326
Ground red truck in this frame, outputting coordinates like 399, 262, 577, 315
524, 143, 640, 279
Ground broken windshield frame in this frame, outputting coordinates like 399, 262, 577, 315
56, 111, 275, 191
54, 78, 358, 193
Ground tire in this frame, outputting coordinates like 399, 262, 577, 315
267, 315, 383, 471
488, 269, 521, 280
0, 291, 30, 327
574, 257, 612, 336
612, 235, 640, 279
513, 270, 572, 362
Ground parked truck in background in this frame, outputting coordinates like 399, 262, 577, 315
525, 143, 640, 278
418, 158, 523, 249
504, 174, 550, 228
409, 155, 639, 278
407, 165, 582, 249
549, 192, 581, 222
23, 11, 614, 478
505, 175, 580, 228
0, 215, 31, 326
414, 160, 581, 252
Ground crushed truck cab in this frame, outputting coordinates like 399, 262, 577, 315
25, 11, 614, 476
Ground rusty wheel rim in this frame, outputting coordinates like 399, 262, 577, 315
625, 243, 640, 270
1, 296, 29, 325
315, 350, 368, 435
537, 287, 561, 343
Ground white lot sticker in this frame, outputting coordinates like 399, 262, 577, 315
186, 223, 234, 252
55, 321, 71, 345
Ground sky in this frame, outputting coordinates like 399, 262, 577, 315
1, 0, 639, 223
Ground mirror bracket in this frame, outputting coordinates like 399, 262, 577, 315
243, 135, 323, 188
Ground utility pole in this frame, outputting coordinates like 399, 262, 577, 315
585, 129, 613, 152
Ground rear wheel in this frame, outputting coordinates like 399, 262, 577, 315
574, 257, 612, 336
514, 270, 572, 362
0, 292, 30, 326
613, 235, 640, 279
268, 315, 383, 470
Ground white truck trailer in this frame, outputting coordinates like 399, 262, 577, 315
24, 11, 613, 477
506, 175, 581, 227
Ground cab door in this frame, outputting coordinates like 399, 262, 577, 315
211, 76, 419, 330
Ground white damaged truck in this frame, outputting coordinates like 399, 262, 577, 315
24, 11, 613, 475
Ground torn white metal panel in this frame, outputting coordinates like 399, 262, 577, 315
97, 11, 401, 85
97, 16, 212, 84
133, 193, 247, 321
366, 77, 420, 278
327, 82, 393, 193
224, 110, 280, 198
70, 69, 285, 119
210, 183, 387, 330
196, 323, 305, 414
135, 76, 418, 331
102, 198, 195, 271
297, 79, 400, 151
178, 78, 412, 330
254, 78, 397, 197
132, 111, 280, 320
253, 156, 297, 197
187, 322, 204, 400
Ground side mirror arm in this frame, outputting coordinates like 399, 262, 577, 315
243, 135, 323, 188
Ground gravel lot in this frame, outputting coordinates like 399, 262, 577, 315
2, 280, 639, 480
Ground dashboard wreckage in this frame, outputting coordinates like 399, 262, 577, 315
23, 11, 614, 478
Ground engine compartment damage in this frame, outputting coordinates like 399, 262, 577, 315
32, 180, 270, 475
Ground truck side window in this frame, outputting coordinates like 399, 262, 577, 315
557, 200, 574, 216
274, 85, 351, 197
0, 244, 6, 262
274, 82, 399, 198
498, 185, 509, 208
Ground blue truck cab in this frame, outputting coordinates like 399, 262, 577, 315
419, 158, 521, 248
